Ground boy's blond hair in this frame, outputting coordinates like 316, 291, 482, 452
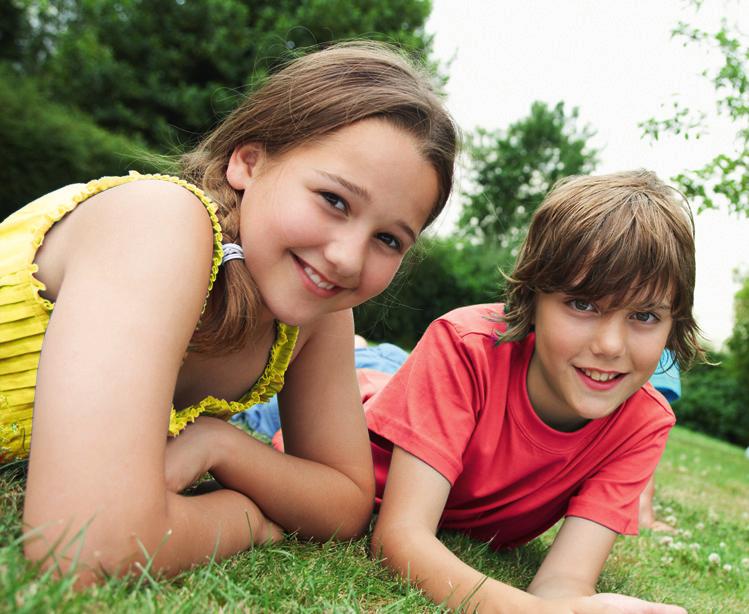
501, 169, 704, 369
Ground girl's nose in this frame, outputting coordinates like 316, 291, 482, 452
323, 233, 367, 284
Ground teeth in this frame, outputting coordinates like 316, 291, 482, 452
303, 265, 335, 290
582, 368, 619, 382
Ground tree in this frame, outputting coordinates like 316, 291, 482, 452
640, 3, 749, 216
726, 271, 749, 386
458, 101, 598, 246
9, 0, 435, 147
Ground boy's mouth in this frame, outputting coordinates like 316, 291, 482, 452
575, 367, 625, 390
579, 368, 622, 383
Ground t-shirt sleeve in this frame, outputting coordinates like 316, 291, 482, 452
365, 319, 483, 484
565, 416, 673, 535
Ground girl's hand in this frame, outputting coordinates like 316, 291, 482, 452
164, 419, 284, 546
164, 417, 225, 492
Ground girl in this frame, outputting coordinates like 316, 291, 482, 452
0, 42, 457, 584
364, 171, 699, 613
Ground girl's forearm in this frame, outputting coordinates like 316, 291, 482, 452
207, 421, 373, 539
26, 487, 278, 586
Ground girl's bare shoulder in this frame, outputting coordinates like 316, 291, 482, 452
34, 178, 217, 329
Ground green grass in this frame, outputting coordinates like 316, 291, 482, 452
1, 426, 747, 612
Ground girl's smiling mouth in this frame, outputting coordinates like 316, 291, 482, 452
292, 255, 341, 296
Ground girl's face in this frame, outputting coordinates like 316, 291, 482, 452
227, 119, 439, 327
526, 292, 673, 431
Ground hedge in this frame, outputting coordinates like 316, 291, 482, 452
0, 65, 159, 219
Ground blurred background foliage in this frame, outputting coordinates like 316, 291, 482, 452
1, 0, 747, 445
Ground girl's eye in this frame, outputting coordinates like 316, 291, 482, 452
321, 192, 347, 213
569, 299, 595, 312
376, 232, 401, 251
632, 311, 659, 323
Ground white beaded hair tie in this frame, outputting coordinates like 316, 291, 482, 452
221, 242, 244, 264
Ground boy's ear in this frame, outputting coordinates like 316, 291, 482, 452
226, 143, 265, 190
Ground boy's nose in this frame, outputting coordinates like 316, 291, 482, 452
590, 317, 626, 358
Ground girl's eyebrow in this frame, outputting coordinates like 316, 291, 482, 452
315, 170, 371, 202
315, 169, 418, 244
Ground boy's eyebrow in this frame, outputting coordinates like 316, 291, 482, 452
316, 170, 371, 203
315, 169, 418, 244
630, 302, 672, 312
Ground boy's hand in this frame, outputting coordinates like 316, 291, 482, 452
539, 594, 686, 614
588, 593, 686, 613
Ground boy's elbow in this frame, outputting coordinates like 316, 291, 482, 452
370, 520, 401, 562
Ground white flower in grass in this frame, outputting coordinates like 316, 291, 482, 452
665, 515, 677, 526
689, 543, 701, 551
719, 541, 726, 549
741, 558, 749, 567
659, 536, 674, 546
665, 506, 674, 514
661, 555, 674, 565
696, 522, 705, 530
671, 541, 685, 551
723, 564, 733, 572
708, 553, 721, 565
682, 529, 692, 539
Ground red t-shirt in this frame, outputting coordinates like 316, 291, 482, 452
366, 304, 675, 549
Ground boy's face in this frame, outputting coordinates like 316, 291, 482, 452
527, 292, 672, 431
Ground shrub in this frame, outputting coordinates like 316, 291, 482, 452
673, 354, 749, 447
0, 65, 158, 219
354, 236, 513, 348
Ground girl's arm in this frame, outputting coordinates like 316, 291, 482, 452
372, 446, 686, 614
23, 181, 280, 584
168, 309, 375, 539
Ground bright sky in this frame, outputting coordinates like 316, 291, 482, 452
426, 0, 749, 348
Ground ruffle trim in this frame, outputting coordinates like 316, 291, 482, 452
24, 172, 224, 315
121, 172, 224, 311
168, 322, 299, 436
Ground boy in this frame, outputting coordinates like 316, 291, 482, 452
368, 171, 700, 612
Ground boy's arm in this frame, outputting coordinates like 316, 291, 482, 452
373, 447, 686, 614
371, 446, 540, 612
528, 516, 616, 598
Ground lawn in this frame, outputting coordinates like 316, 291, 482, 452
2, 426, 747, 613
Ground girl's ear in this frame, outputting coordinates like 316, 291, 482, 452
226, 143, 265, 190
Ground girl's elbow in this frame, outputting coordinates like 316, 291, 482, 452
328, 491, 374, 541
22, 505, 171, 585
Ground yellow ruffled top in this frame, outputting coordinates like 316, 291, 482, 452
168, 321, 299, 435
0, 172, 299, 461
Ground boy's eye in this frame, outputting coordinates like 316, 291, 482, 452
632, 311, 659, 323
376, 232, 401, 251
569, 299, 595, 312
321, 192, 347, 212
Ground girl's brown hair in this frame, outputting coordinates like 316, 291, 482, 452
501, 170, 705, 369
180, 41, 458, 353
